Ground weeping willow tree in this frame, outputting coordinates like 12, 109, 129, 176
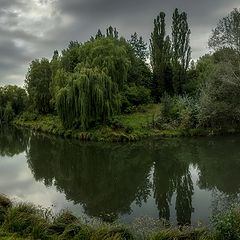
78, 37, 130, 90
56, 67, 121, 129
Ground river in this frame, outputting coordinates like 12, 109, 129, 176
0, 126, 240, 226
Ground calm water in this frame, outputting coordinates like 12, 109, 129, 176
1, 126, 240, 226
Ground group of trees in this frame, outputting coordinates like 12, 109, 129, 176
24, 27, 152, 129
1, 8, 240, 131
150, 9, 191, 101
160, 8, 240, 130
197, 8, 240, 128
22, 8, 192, 130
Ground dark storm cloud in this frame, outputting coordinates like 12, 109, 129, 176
56, 0, 240, 60
0, 0, 240, 86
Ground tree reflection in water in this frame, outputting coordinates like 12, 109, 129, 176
0, 126, 29, 157
27, 135, 153, 222
8, 129, 239, 225
152, 140, 194, 225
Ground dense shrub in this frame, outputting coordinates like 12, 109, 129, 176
198, 61, 240, 128
158, 94, 198, 129
212, 206, 240, 240
121, 84, 151, 113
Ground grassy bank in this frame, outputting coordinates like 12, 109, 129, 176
0, 194, 239, 240
13, 104, 214, 142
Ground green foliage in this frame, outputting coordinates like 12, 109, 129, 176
150, 8, 191, 100
171, 8, 191, 95
56, 67, 121, 129
106, 26, 119, 39
95, 29, 103, 39
50, 68, 69, 109
61, 41, 81, 72
51, 50, 61, 79
0, 85, 27, 124
198, 51, 240, 128
184, 55, 215, 96
209, 8, 240, 52
212, 206, 240, 240
124, 35, 152, 89
150, 12, 173, 101
159, 94, 198, 129
121, 84, 151, 112
127, 56, 152, 88
50, 211, 79, 236
78, 37, 130, 90
3, 203, 49, 239
129, 32, 148, 61
25, 58, 52, 114
3, 103, 14, 123
21, 29, 152, 130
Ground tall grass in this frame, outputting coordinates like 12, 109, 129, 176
1, 195, 240, 239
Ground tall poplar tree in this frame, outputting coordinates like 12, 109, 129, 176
150, 12, 173, 101
171, 8, 191, 94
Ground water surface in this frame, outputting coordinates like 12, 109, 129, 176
1, 126, 240, 226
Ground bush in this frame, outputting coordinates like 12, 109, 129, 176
121, 84, 151, 113
19, 111, 38, 121
198, 62, 240, 129
158, 94, 198, 129
212, 206, 240, 240
109, 117, 134, 133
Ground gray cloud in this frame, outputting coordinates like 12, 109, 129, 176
0, 0, 240, 86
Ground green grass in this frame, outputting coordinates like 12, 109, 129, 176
117, 104, 160, 130
13, 104, 235, 142
1, 194, 240, 240
13, 104, 163, 142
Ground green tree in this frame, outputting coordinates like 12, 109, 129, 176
129, 32, 148, 61
0, 85, 27, 123
50, 50, 60, 79
209, 8, 240, 52
78, 37, 130, 90
3, 102, 14, 123
150, 12, 173, 101
184, 55, 215, 96
56, 67, 121, 129
61, 41, 81, 72
198, 49, 240, 128
106, 26, 118, 39
171, 8, 191, 94
50, 68, 69, 110
25, 58, 52, 114
95, 29, 103, 39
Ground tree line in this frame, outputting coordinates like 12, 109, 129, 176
1, 8, 240, 131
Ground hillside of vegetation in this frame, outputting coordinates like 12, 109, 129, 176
1, 8, 240, 141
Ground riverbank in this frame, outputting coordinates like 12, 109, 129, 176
0, 194, 239, 240
13, 104, 240, 142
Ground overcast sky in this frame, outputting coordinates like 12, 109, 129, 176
0, 0, 239, 86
